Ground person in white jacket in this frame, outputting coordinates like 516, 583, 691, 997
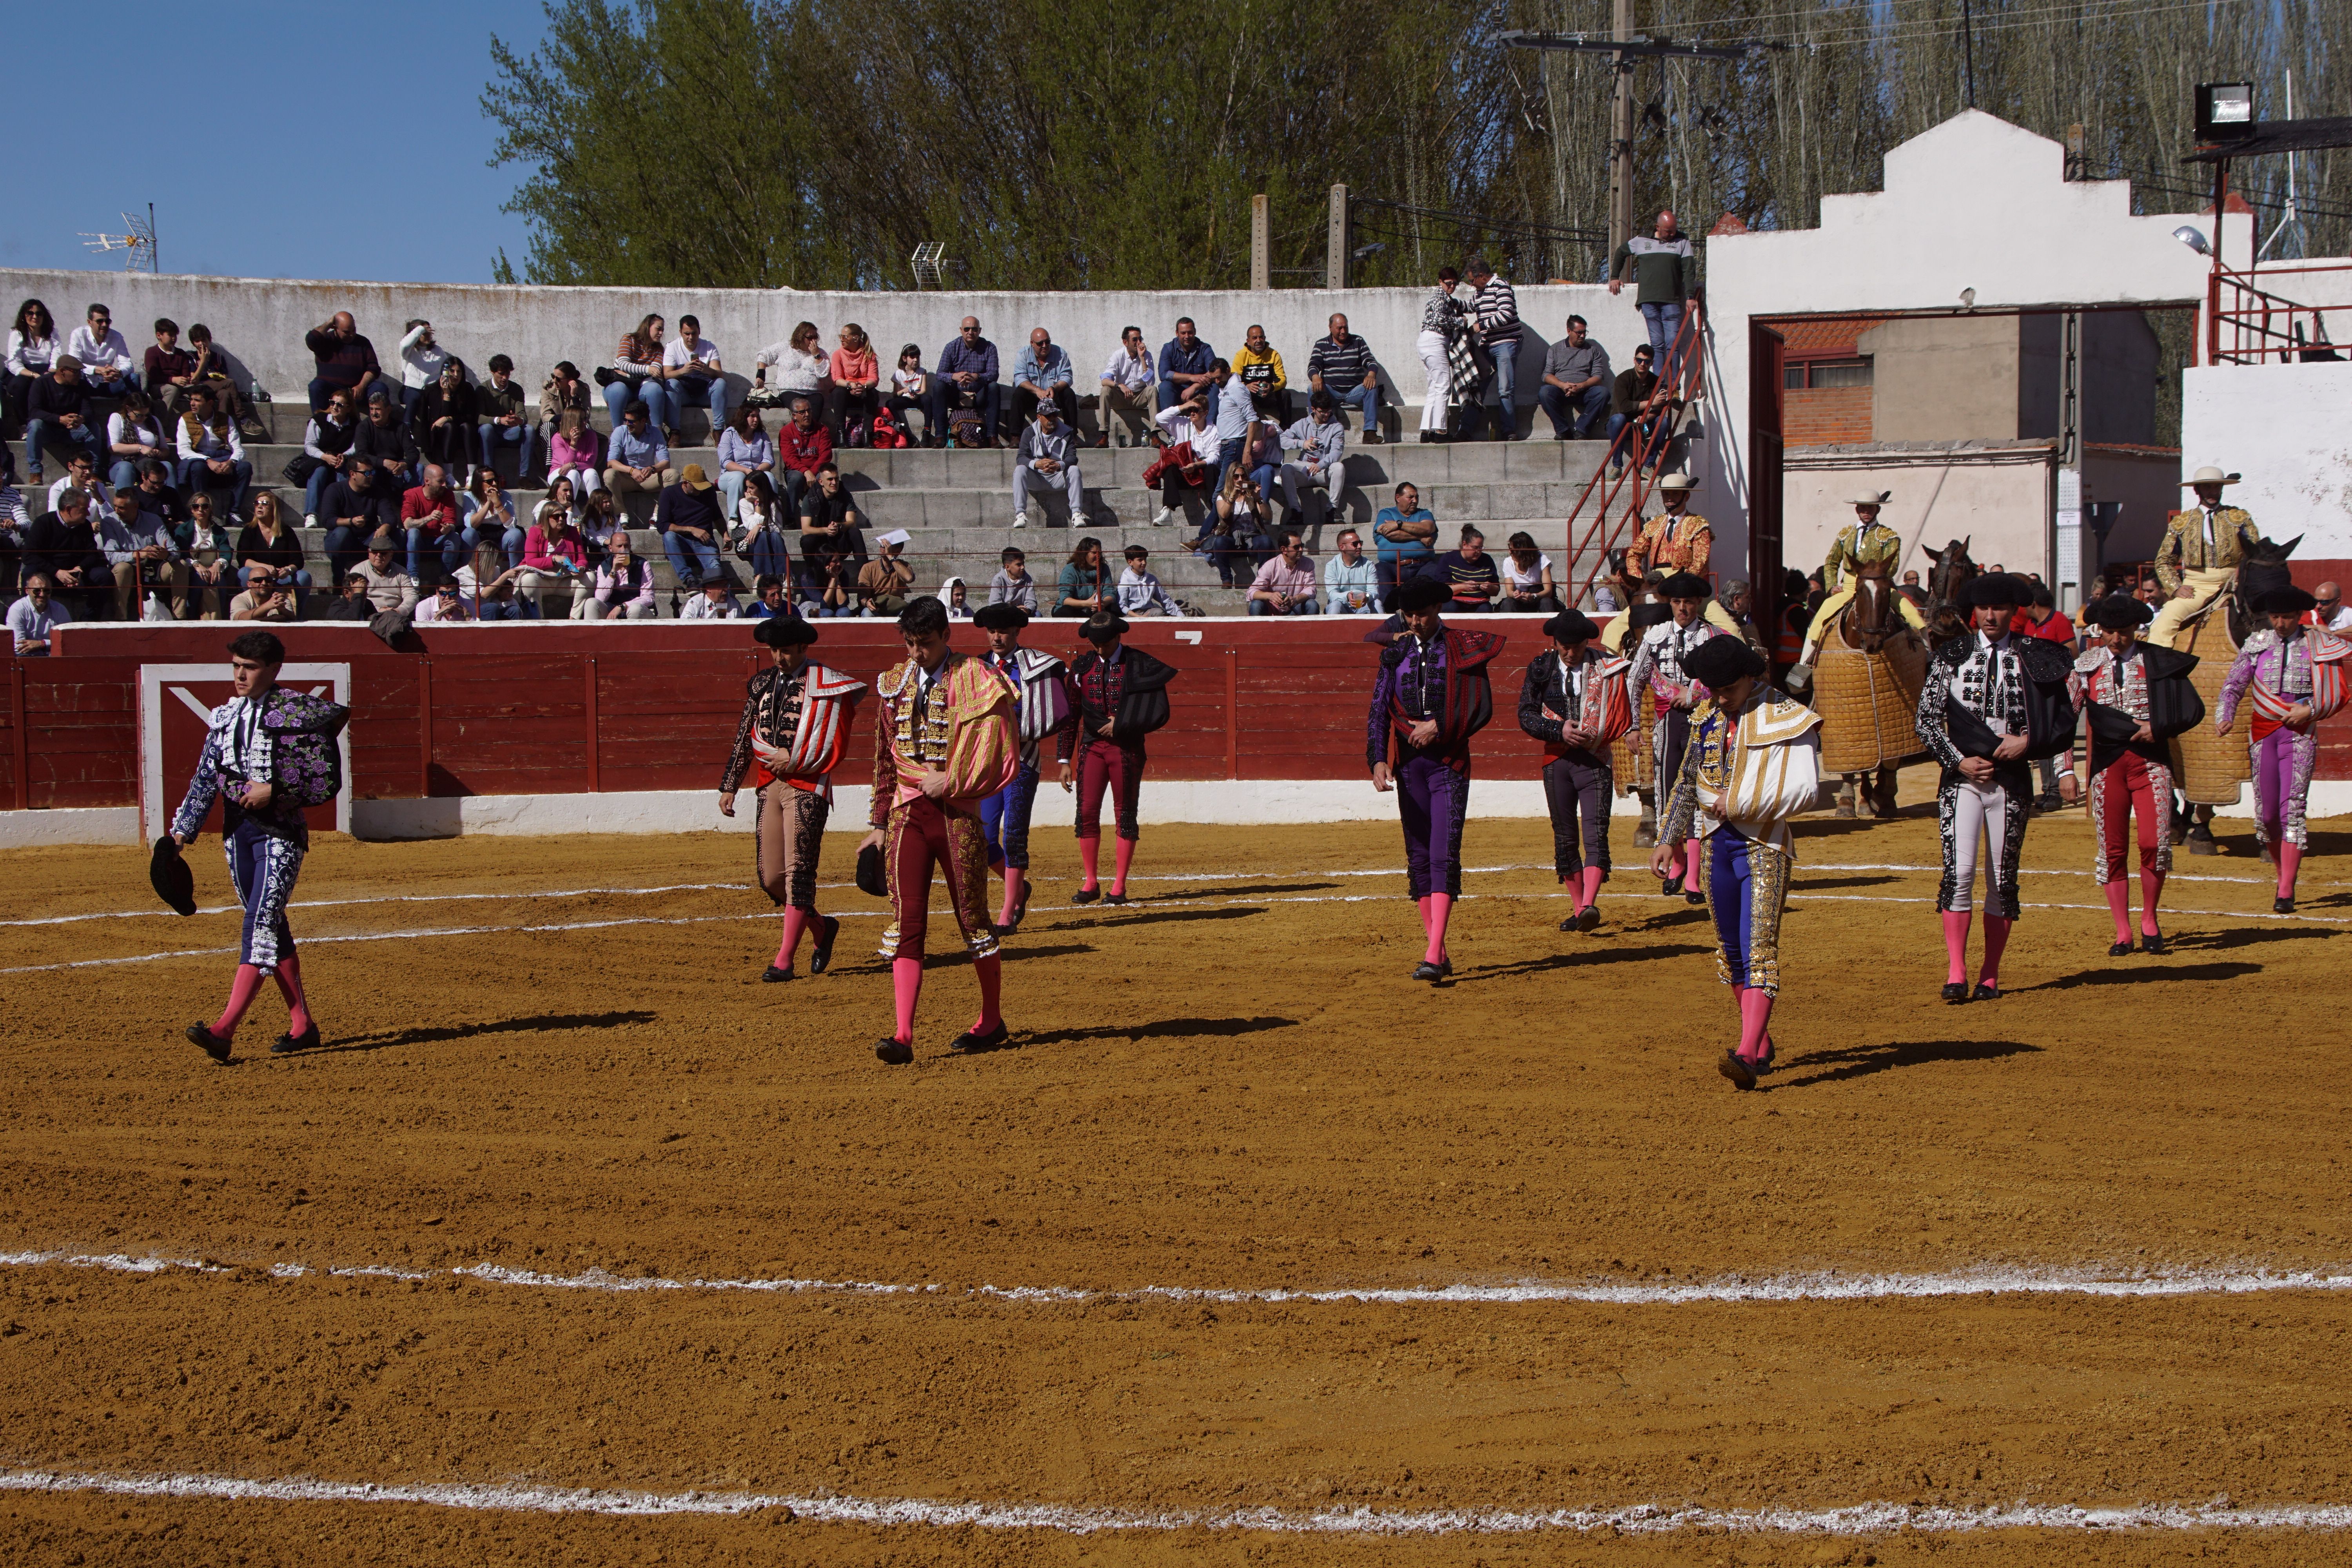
1652, 634, 1824, 1091
64, 304, 138, 394
397, 319, 453, 423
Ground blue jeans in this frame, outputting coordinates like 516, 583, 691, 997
478, 421, 538, 479
1641, 301, 1686, 381
407, 526, 464, 584
26, 418, 102, 474
1327, 379, 1380, 438
1607, 412, 1665, 470
1209, 437, 1245, 502
665, 376, 732, 437
1248, 595, 1320, 615
1538, 382, 1610, 439
604, 377, 673, 433
1470, 341, 1519, 439
323, 525, 368, 582
178, 456, 252, 517
662, 529, 722, 587
110, 457, 153, 492
979, 757, 1042, 870
746, 526, 793, 584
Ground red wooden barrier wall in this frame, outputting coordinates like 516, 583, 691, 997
8, 620, 2349, 815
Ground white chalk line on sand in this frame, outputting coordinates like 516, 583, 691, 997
4, 883, 2342, 976
3, 858, 2320, 935
6, 1247, 2349, 1310
0, 1466, 2343, 1536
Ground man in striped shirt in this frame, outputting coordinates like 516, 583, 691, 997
1305, 314, 1383, 445
1464, 259, 1523, 441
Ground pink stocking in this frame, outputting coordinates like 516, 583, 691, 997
1737, 987, 1774, 1063
2138, 868, 2165, 937
890, 956, 923, 1044
972, 953, 1003, 1034
1415, 893, 1433, 938
1576, 866, 1604, 913
2279, 844, 2303, 899
1941, 911, 1972, 985
1979, 914, 2011, 988
213, 964, 267, 1039
1684, 839, 1703, 887
271, 954, 312, 1036
1426, 893, 1454, 964
776, 909, 808, 968
998, 867, 1026, 927
1078, 837, 1100, 892
2102, 882, 2132, 944
1111, 837, 1135, 895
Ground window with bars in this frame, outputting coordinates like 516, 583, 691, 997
1783, 358, 1873, 390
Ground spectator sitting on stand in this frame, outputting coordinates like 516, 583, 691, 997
235, 493, 312, 615
933, 317, 1003, 445
101, 388, 164, 497
1233, 324, 1289, 422
305, 311, 387, 412
775, 396, 833, 516
604, 314, 671, 438
26, 489, 109, 618
1012, 399, 1084, 530
229, 562, 300, 622
798, 549, 857, 618
411, 359, 479, 486
548, 408, 603, 505
1323, 527, 1379, 614
519, 496, 588, 617
461, 467, 523, 569
988, 546, 1038, 614
1306, 312, 1382, 444
1248, 531, 1319, 616
717, 406, 777, 519
795, 461, 865, 568
27, 355, 103, 482
1197, 468, 1270, 590
1149, 398, 1217, 528
825, 323, 882, 444
1056, 537, 1112, 618
48, 450, 115, 519
602, 399, 671, 503
350, 531, 421, 617
6, 299, 61, 438
858, 531, 916, 617
297, 388, 358, 524
752, 320, 831, 423
353, 388, 416, 494
172, 384, 250, 518
401, 463, 464, 585
656, 463, 729, 590
575, 535, 656, 621
539, 359, 592, 454
1096, 326, 1155, 448
104, 483, 187, 620
477, 354, 536, 483
1116, 544, 1184, 618
1607, 344, 1677, 479
679, 576, 740, 621
185, 324, 267, 440
886, 343, 931, 446
65, 303, 137, 398
1537, 314, 1611, 440
143, 318, 200, 421
736, 473, 795, 583
1157, 316, 1218, 415
7, 575, 67, 655
175, 487, 236, 618
319, 457, 398, 584
1276, 392, 1347, 531
1499, 531, 1563, 613
1011, 326, 1079, 433
746, 574, 798, 621
457, 532, 530, 620
662, 313, 733, 442
579, 487, 626, 562
1434, 524, 1501, 612
396, 319, 452, 424
321, 571, 376, 622
414, 578, 472, 623
1372, 481, 1437, 608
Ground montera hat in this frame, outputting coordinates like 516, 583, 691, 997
1850, 489, 1892, 507
972, 601, 1030, 631
149, 835, 197, 917
753, 614, 817, 647
2084, 594, 2154, 631
1394, 577, 1450, 614
1682, 634, 1767, 689
1626, 602, 1675, 630
1964, 573, 2029, 608
1080, 611, 1131, 641
1659, 571, 1711, 601
2252, 584, 2318, 617
2180, 465, 2241, 487
1655, 472, 1699, 492
1544, 610, 1599, 643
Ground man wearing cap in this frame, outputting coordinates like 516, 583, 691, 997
348, 531, 419, 615
1795, 490, 1925, 671
861, 597, 1021, 1063
2218, 585, 2349, 913
1012, 399, 1085, 530
1057, 612, 1179, 905
1626, 473, 1712, 580
721, 616, 866, 981
1915, 573, 2070, 1002
858, 531, 916, 617
2070, 593, 2202, 954
2148, 466, 2261, 649
1519, 610, 1630, 931
1627, 571, 1722, 902
975, 600, 1074, 935
1368, 577, 1506, 981
656, 462, 728, 590
1652, 635, 1824, 1091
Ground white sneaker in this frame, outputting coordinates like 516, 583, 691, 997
1011, 510, 1029, 529
1152, 506, 1176, 527
303, 514, 318, 528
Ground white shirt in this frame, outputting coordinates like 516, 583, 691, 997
2321, 604, 2352, 633
65, 325, 135, 376
50, 476, 117, 515
108, 412, 165, 452
1501, 552, 1553, 595
7, 593, 70, 653
1099, 346, 1154, 394
755, 344, 829, 392
1155, 405, 1214, 449
399, 325, 451, 390
679, 590, 739, 620
176, 414, 244, 464
664, 338, 723, 374
5, 330, 59, 378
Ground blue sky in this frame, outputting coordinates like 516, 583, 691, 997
8, 2, 548, 283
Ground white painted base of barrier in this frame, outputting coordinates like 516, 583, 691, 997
0, 808, 143, 849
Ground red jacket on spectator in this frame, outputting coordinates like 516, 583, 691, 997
777, 422, 833, 476
402, 486, 459, 532
2011, 606, 2074, 644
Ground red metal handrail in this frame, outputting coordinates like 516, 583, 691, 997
1563, 299, 1706, 610
2207, 260, 2352, 364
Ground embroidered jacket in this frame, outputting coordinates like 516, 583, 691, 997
2154, 505, 2259, 590
1057, 645, 1178, 759
1626, 509, 1713, 579
1517, 646, 1632, 762
170, 690, 316, 846
2219, 624, 2349, 732
1658, 685, 1824, 852
982, 646, 1073, 767
1365, 624, 1504, 772
1821, 519, 1903, 592
1915, 631, 2071, 771
867, 654, 1018, 825
1626, 615, 1720, 705
721, 661, 866, 797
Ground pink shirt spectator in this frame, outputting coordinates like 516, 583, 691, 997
523, 523, 588, 572
1250, 555, 1316, 599
550, 425, 604, 471
829, 346, 878, 387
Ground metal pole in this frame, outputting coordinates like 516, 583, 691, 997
1327, 184, 1349, 290
1610, 0, 1635, 258
1962, 0, 1975, 108
1250, 194, 1271, 291
149, 201, 157, 274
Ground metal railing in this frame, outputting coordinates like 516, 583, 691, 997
2206, 261, 2352, 364
1560, 299, 1707, 610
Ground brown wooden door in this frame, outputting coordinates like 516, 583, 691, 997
1748, 321, 1788, 645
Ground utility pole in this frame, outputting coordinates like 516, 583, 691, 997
1611, 0, 1636, 258
1250, 194, 1271, 290
1962, 0, 1976, 108
1327, 184, 1349, 290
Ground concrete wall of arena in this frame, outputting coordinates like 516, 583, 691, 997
0, 267, 1653, 428
1781, 443, 2056, 591
2182, 359, 2352, 587
1702, 110, 2252, 583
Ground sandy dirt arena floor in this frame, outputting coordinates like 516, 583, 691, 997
3, 787, 2352, 1566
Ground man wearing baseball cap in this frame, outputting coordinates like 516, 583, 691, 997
655, 461, 728, 590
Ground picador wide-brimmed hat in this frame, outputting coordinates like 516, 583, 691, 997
1683, 635, 1766, 689
2084, 594, 2154, 631
2180, 465, 2241, 487
1656, 472, 1699, 492
1850, 489, 1891, 507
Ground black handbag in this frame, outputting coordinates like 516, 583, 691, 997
281, 452, 320, 487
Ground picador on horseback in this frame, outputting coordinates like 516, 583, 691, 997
1787, 491, 1932, 819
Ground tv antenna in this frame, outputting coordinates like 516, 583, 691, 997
81, 204, 157, 273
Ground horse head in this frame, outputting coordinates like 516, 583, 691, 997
2229, 534, 2305, 644
1923, 536, 1976, 612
